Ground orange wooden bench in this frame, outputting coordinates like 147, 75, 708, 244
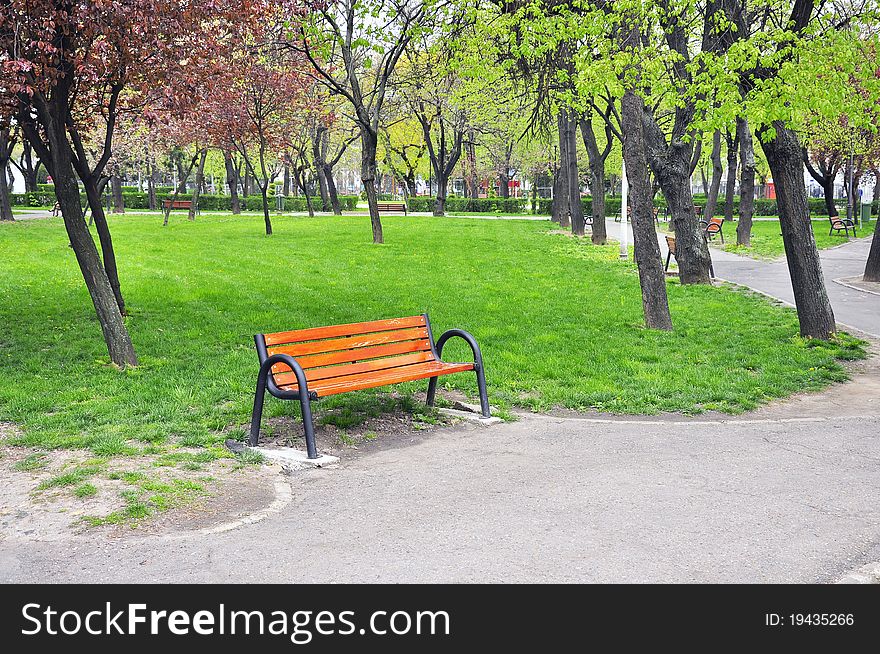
701, 216, 725, 243
249, 314, 489, 458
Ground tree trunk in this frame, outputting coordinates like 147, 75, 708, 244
243, 168, 251, 197
188, 148, 207, 221
703, 130, 723, 220
700, 167, 709, 196
723, 128, 739, 223
760, 122, 836, 339
621, 89, 673, 331
315, 165, 330, 210
737, 118, 756, 247
224, 152, 241, 214
464, 131, 479, 199
20, 141, 39, 192
260, 185, 273, 235
324, 165, 342, 215
110, 173, 124, 214
0, 166, 13, 221
361, 130, 383, 243
863, 216, 880, 281
84, 179, 126, 315
553, 112, 571, 228
642, 117, 712, 284
283, 164, 291, 197
47, 125, 137, 366
873, 170, 880, 218
565, 114, 584, 236
147, 157, 158, 211
499, 169, 510, 198
550, 167, 562, 224
434, 170, 448, 216
579, 117, 609, 245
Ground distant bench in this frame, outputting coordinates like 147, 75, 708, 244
162, 199, 197, 214
376, 201, 407, 215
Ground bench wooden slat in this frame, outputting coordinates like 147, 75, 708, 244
277, 361, 475, 397
268, 326, 429, 358
272, 351, 437, 387
264, 315, 425, 346
270, 339, 434, 373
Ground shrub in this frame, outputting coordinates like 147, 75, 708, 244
406, 196, 527, 213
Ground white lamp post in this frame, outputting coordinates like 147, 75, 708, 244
620, 159, 629, 260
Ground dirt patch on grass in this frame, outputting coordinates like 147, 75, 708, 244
0, 444, 280, 542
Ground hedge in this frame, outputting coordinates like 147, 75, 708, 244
534, 195, 832, 217
406, 196, 528, 213
11, 190, 358, 212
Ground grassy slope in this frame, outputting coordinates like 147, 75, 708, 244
0, 213, 863, 453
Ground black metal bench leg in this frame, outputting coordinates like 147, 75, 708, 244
665, 250, 672, 272
249, 375, 268, 447
426, 376, 438, 408
299, 394, 318, 459
475, 365, 490, 418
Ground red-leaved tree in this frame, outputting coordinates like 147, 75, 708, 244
0, 0, 265, 366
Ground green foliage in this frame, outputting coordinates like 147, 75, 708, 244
407, 196, 528, 213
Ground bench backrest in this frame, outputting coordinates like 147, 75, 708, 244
163, 199, 192, 208
376, 202, 406, 210
705, 217, 723, 232
665, 235, 676, 254
257, 314, 436, 387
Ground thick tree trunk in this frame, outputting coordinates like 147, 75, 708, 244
189, 148, 207, 221
703, 130, 723, 220
283, 165, 291, 197
760, 123, 836, 339
864, 217, 880, 281
737, 118, 756, 247
621, 89, 673, 331
47, 126, 137, 366
723, 128, 739, 223
579, 117, 609, 245
563, 111, 585, 236
361, 130, 383, 243
434, 171, 448, 216
499, 169, 510, 198
553, 112, 571, 228
822, 177, 838, 217
224, 152, 241, 214
700, 168, 709, 196
642, 116, 712, 284
550, 167, 562, 224
110, 173, 124, 214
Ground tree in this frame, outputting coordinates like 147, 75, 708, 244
209, 21, 312, 235
0, 123, 16, 221
2, 0, 262, 365
736, 118, 756, 246
296, 0, 429, 242
401, 41, 467, 216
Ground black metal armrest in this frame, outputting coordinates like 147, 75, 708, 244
434, 329, 485, 371
258, 353, 317, 400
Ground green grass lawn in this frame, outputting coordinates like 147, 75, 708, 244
0, 213, 864, 456
705, 217, 876, 258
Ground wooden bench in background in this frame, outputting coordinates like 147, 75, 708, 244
162, 198, 197, 214
250, 314, 490, 458
829, 215, 857, 237
701, 216, 725, 243
376, 201, 407, 215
